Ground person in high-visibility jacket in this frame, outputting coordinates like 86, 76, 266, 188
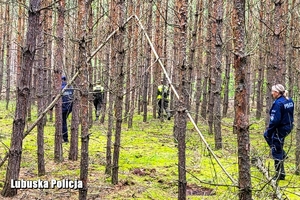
264, 84, 294, 181
157, 80, 171, 120
93, 81, 104, 121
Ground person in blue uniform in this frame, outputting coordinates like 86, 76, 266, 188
264, 84, 294, 180
61, 76, 74, 143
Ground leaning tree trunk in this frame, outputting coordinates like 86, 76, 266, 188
1, 0, 41, 197
232, 0, 252, 199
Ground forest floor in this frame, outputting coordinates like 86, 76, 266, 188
0, 101, 300, 199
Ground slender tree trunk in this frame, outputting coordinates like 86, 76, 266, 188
152, 0, 162, 119
0, 5, 4, 100
200, 0, 211, 120
4, 3, 11, 109
36, 7, 45, 176
112, 0, 126, 185
207, 0, 214, 134
105, 0, 117, 176
266, 0, 286, 124
232, 0, 252, 199
222, 1, 232, 118
128, 0, 140, 128
1, 0, 41, 197
143, 0, 153, 122
256, 0, 265, 120
175, 0, 188, 199
78, 1, 91, 199
212, 0, 223, 149
190, 0, 201, 123
100, 45, 109, 124
69, 2, 80, 162
54, 0, 65, 162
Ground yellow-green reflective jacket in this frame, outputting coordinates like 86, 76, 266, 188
157, 85, 170, 100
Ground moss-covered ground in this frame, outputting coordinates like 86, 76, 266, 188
0, 101, 299, 199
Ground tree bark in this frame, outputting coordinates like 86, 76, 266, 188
36, 5, 45, 176
232, 0, 252, 199
255, 0, 265, 120
112, 0, 126, 185
212, 0, 223, 149
1, 0, 41, 197
78, 0, 91, 199
174, 0, 188, 199
54, 0, 65, 162
142, 0, 152, 122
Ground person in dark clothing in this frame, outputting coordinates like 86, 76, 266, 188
61, 76, 74, 143
157, 80, 171, 120
264, 84, 294, 180
92, 81, 104, 121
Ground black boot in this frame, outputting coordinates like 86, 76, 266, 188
274, 160, 285, 180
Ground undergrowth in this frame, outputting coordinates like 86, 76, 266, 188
0, 100, 299, 199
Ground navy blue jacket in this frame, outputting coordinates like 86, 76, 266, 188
266, 96, 294, 137
61, 81, 74, 113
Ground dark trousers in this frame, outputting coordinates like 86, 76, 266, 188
62, 111, 71, 142
158, 99, 169, 117
93, 99, 102, 118
264, 125, 292, 177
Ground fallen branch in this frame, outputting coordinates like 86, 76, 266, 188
252, 157, 288, 199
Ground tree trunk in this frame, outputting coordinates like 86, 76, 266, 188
207, 0, 214, 134
78, 1, 91, 199
222, 1, 232, 118
5, 3, 11, 110
200, 1, 211, 120
212, 0, 223, 150
36, 6, 45, 176
44, 0, 53, 122
175, 0, 188, 199
112, 0, 126, 185
1, 0, 41, 196
266, 0, 286, 124
232, 0, 252, 199
0, 5, 4, 100
192, 0, 203, 124
128, 0, 140, 128
54, 0, 65, 162
152, 0, 162, 119
256, 1, 265, 120
143, 0, 152, 122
